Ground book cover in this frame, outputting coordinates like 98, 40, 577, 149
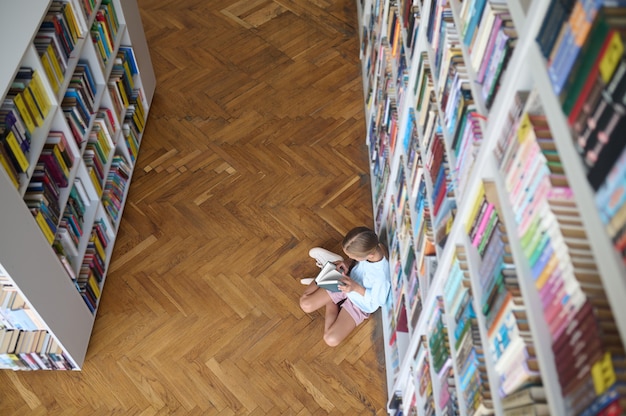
314, 262, 344, 292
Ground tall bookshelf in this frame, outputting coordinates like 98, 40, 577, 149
357, 0, 626, 414
0, 0, 155, 370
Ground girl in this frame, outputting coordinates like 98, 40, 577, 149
299, 226, 391, 347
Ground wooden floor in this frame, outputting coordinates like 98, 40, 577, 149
0, 0, 389, 414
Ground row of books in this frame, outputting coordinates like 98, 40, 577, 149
465, 0, 518, 109
495, 92, 626, 414
0, 274, 76, 370
76, 217, 111, 313
39, 1, 88, 71
424, 128, 456, 249
0, 68, 51, 189
102, 154, 131, 224
91, 0, 121, 68
427, 299, 459, 414
417, 338, 436, 416
443, 252, 494, 414
83, 111, 115, 197
368, 36, 397, 231
564, 27, 626, 265
0, 104, 31, 190
469, 186, 543, 401
398, 0, 420, 59
53, 176, 91, 276
63, 61, 97, 146
109, 47, 141, 120
385, 202, 409, 380
0, 328, 76, 371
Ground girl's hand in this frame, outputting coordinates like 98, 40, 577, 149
338, 275, 365, 296
334, 260, 352, 274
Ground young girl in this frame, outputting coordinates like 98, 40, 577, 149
299, 226, 391, 347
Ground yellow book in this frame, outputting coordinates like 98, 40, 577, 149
91, 234, 106, 259
30, 71, 52, 118
465, 183, 485, 234
46, 44, 65, 86
87, 273, 101, 300
34, 211, 55, 244
0, 149, 20, 189
40, 54, 59, 94
122, 59, 135, 90
21, 88, 43, 127
116, 78, 130, 107
13, 94, 36, 134
132, 108, 144, 132
51, 145, 70, 177
62, 2, 81, 43
88, 167, 102, 196
94, 32, 108, 62
599, 31, 624, 83
5, 131, 29, 172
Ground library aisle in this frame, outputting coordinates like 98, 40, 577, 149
0, 0, 389, 414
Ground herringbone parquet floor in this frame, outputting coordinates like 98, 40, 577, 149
0, 0, 388, 414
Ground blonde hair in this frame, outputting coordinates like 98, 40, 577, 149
342, 227, 380, 258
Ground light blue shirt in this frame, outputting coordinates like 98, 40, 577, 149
347, 257, 391, 313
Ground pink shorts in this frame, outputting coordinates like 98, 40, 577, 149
328, 290, 369, 325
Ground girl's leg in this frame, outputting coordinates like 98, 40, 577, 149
299, 284, 334, 314
323, 307, 357, 347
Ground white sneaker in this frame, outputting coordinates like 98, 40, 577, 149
309, 247, 344, 268
300, 278, 315, 285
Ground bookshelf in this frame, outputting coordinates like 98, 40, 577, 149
357, 0, 626, 414
0, 0, 155, 370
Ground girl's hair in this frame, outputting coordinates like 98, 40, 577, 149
342, 227, 380, 258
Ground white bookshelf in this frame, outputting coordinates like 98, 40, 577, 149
0, 0, 155, 369
356, 0, 626, 413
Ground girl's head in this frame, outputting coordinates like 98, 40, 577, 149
342, 227, 380, 261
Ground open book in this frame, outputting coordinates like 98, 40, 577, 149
315, 261, 345, 292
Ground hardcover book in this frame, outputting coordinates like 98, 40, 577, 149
314, 262, 345, 292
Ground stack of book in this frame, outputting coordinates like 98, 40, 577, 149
414, 52, 435, 134
420, 342, 436, 416
83, 111, 115, 197
496, 93, 626, 414
0, 95, 33, 190
25, 131, 75, 244
428, 298, 459, 415
399, 0, 420, 58
429, 299, 450, 375
425, 129, 456, 249
543, 4, 626, 265
38, 1, 87, 66
76, 217, 111, 313
102, 154, 131, 224
445, 251, 493, 414
63, 61, 97, 146
500, 385, 548, 416
34, 36, 66, 95
3, 67, 51, 159
451, 110, 483, 203
439, 361, 459, 415
462, 0, 518, 108
91, 0, 120, 68
0, 273, 76, 370
24, 163, 61, 244
426, 0, 454, 75
53, 177, 91, 276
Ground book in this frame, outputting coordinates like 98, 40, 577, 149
501, 385, 546, 409
503, 403, 550, 416
314, 261, 345, 292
